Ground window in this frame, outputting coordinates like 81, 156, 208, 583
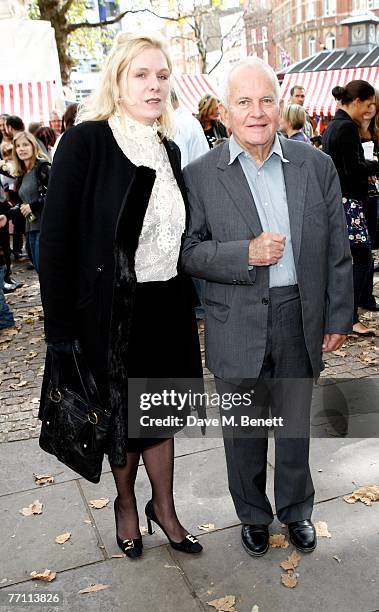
309, 37, 316, 56
325, 32, 336, 50
262, 26, 268, 42
324, 0, 336, 16
296, 0, 302, 23
251, 28, 257, 45
307, 0, 315, 19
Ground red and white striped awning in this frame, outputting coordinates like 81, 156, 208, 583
0, 81, 58, 126
281, 66, 379, 115
172, 74, 220, 114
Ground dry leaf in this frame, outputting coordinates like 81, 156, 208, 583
29, 337, 42, 345
27, 351, 38, 359
55, 532, 71, 545
281, 571, 298, 588
199, 523, 215, 532
20, 500, 43, 516
269, 534, 289, 548
84, 519, 92, 525
31, 397, 40, 404
30, 569, 56, 582
343, 485, 379, 506
89, 498, 109, 509
10, 380, 28, 389
139, 525, 148, 536
280, 550, 301, 571
251, 607, 259, 612
111, 554, 125, 558
207, 595, 236, 611
315, 521, 332, 538
33, 473, 54, 486
333, 555, 342, 563
78, 583, 111, 594
333, 350, 346, 357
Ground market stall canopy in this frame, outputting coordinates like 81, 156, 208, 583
172, 74, 220, 114
0, 81, 59, 126
280, 46, 379, 115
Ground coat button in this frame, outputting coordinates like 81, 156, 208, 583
262, 297, 269, 305
96, 266, 103, 273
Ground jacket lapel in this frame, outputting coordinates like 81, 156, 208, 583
217, 143, 263, 237
163, 138, 187, 201
280, 138, 308, 264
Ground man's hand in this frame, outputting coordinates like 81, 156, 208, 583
249, 232, 285, 266
20, 203, 31, 217
322, 333, 347, 353
0, 214, 7, 229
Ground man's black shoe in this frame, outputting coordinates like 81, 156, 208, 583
241, 524, 269, 557
288, 520, 317, 552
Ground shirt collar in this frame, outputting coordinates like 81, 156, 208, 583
228, 133, 289, 166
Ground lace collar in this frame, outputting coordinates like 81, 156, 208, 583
109, 112, 159, 142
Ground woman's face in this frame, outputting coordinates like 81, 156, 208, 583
15, 137, 34, 163
351, 96, 376, 124
208, 100, 220, 121
119, 47, 170, 126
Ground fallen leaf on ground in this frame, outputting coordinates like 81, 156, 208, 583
269, 534, 289, 548
199, 523, 215, 532
30, 569, 56, 582
111, 554, 125, 558
280, 550, 301, 571
251, 606, 259, 612
78, 583, 111, 594
20, 500, 43, 516
89, 498, 109, 509
29, 337, 42, 345
281, 571, 298, 588
10, 380, 28, 389
333, 350, 346, 357
0, 343, 10, 350
207, 595, 236, 611
333, 555, 342, 563
343, 485, 379, 506
84, 519, 92, 525
31, 397, 40, 404
27, 351, 38, 359
139, 525, 148, 535
33, 473, 54, 486
315, 521, 332, 538
55, 532, 71, 545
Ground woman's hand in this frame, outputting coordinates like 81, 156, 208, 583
20, 203, 31, 217
0, 214, 7, 228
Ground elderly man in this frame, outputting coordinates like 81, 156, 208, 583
289, 85, 314, 139
182, 58, 353, 557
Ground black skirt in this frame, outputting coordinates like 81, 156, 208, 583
108, 274, 203, 455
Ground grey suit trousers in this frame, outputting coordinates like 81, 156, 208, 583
216, 284, 315, 525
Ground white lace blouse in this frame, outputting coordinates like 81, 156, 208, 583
108, 113, 186, 283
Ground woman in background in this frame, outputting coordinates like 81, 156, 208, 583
280, 104, 310, 142
198, 94, 228, 148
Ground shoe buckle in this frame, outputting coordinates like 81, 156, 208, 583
185, 535, 198, 544
122, 539, 134, 550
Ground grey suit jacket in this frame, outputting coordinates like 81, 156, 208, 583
181, 137, 353, 379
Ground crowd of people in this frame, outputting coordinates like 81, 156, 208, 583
0, 31, 377, 565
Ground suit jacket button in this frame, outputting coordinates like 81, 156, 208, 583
232, 280, 237, 284
262, 297, 269, 305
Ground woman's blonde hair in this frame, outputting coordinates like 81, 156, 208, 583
282, 104, 307, 131
76, 31, 173, 136
0, 141, 13, 159
12, 131, 49, 176
197, 94, 219, 128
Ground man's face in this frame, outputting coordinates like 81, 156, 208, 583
5, 123, 14, 138
225, 65, 279, 154
290, 87, 305, 106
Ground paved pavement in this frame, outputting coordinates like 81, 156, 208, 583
0, 259, 378, 612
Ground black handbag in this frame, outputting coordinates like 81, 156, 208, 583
39, 341, 111, 483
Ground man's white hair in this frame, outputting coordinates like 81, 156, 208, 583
220, 57, 281, 107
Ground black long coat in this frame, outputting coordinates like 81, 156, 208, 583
39, 120, 202, 464
322, 109, 379, 201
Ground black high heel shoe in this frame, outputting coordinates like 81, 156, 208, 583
145, 499, 203, 554
114, 497, 143, 559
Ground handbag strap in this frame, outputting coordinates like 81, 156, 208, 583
71, 340, 103, 408
49, 341, 104, 410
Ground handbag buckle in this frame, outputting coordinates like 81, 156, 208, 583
49, 389, 62, 403
88, 411, 99, 425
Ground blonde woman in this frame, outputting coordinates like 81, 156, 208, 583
197, 94, 228, 148
280, 104, 310, 142
39, 32, 203, 559
11, 132, 50, 273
